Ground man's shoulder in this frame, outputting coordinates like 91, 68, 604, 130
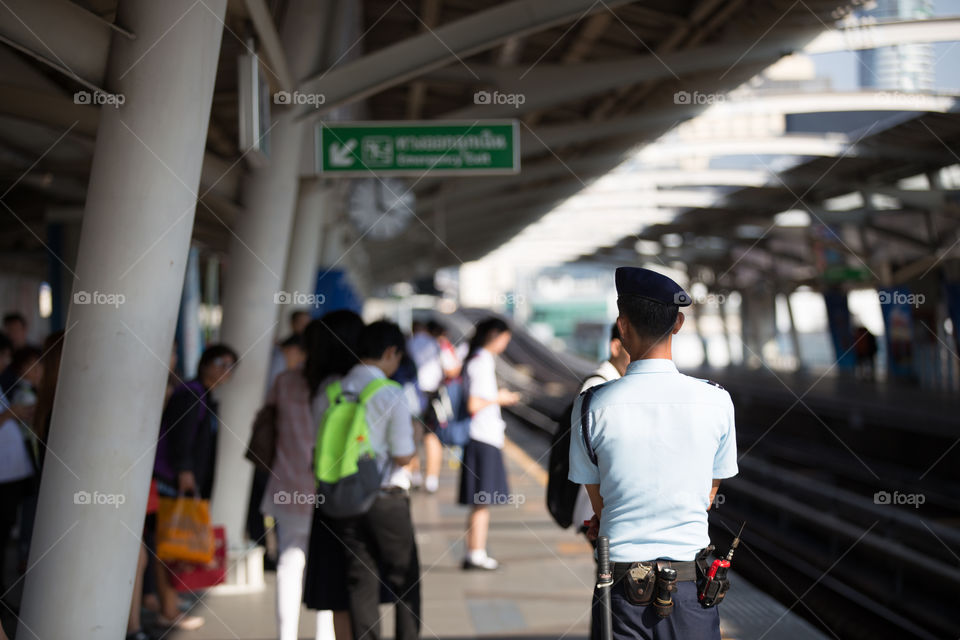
676, 373, 732, 404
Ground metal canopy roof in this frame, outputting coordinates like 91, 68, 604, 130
578, 110, 960, 291
0, 0, 865, 288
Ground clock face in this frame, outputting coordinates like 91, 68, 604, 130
347, 178, 414, 241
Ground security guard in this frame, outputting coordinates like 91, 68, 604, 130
569, 267, 738, 640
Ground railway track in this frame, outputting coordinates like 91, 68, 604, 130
439, 310, 960, 639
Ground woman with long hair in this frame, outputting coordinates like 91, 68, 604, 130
458, 317, 520, 570
265, 309, 363, 640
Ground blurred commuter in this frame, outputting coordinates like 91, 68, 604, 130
0, 314, 31, 398
571, 323, 630, 535
164, 340, 179, 408
0, 314, 35, 396
1, 313, 29, 350
0, 346, 42, 588
458, 318, 520, 570
854, 325, 878, 381
332, 321, 420, 640
404, 323, 439, 491
428, 320, 461, 380
249, 332, 307, 549
0, 332, 11, 375
280, 333, 306, 371
268, 311, 363, 640
267, 309, 311, 389
151, 343, 237, 630
420, 321, 461, 493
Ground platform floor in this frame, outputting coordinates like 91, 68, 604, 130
161, 419, 826, 640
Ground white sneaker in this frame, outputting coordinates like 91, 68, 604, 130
462, 551, 499, 571
424, 475, 439, 493
409, 471, 424, 489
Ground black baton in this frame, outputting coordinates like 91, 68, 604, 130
596, 536, 613, 640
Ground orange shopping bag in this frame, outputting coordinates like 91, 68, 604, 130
156, 496, 215, 564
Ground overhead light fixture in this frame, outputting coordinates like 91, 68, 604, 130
634, 240, 661, 255
661, 233, 683, 248
774, 210, 811, 227
735, 224, 766, 239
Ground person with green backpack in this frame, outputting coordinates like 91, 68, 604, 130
317, 320, 420, 640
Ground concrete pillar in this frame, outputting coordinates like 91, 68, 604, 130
210, 0, 326, 545
17, 2, 225, 638
280, 179, 330, 321
783, 290, 805, 372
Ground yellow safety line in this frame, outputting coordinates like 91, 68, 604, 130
502, 437, 549, 487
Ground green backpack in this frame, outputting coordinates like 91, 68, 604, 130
313, 377, 399, 518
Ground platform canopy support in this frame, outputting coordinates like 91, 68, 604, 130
209, 0, 328, 546
17, 1, 226, 637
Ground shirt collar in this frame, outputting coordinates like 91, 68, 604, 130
596, 360, 621, 381
625, 359, 678, 375
355, 363, 386, 379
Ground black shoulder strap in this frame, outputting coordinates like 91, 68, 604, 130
579, 387, 599, 466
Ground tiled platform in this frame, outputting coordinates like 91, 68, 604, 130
167, 420, 827, 640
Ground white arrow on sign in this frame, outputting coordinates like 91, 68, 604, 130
329, 139, 358, 167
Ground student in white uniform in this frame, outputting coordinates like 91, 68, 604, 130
458, 317, 520, 570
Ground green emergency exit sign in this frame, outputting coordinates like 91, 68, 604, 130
317, 120, 519, 176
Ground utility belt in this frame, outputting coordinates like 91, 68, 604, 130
608, 549, 730, 614
610, 559, 697, 611
612, 560, 697, 584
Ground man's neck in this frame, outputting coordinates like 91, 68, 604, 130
360, 358, 386, 375
629, 340, 672, 362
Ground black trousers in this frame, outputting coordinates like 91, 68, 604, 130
335, 493, 421, 640
591, 580, 720, 640
0, 478, 28, 586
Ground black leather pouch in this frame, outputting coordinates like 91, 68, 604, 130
623, 562, 656, 605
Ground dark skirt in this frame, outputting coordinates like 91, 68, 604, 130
458, 439, 509, 505
303, 507, 349, 611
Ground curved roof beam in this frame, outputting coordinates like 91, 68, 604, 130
805, 17, 960, 54
443, 27, 827, 119
294, 0, 637, 120
0, 0, 126, 92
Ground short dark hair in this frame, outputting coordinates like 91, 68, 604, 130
198, 343, 238, 373
617, 296, 678, 343
303, 310, 364, 397
426, 320, 446, 337
358, 320, 405, 360
610, 322, 622, 343
3, 312, 25, 327
11, 345, 42, 373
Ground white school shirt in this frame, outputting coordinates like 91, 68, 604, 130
465, 348, 506, 449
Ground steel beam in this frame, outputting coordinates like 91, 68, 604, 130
294, 0, 637, 119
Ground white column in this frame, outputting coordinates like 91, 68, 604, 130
280, 179, 330, 322
783, 289, 805, 371
210, 0, 326, 545
17, 1, 225, 638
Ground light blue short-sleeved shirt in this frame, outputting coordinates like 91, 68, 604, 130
569, 358, 738, 562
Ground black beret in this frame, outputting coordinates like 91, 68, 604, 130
615, 267, 691, 306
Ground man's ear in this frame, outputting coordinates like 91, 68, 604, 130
610, 338, 621, 358
673, 311, 685, 335
616, 316, 629, 342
